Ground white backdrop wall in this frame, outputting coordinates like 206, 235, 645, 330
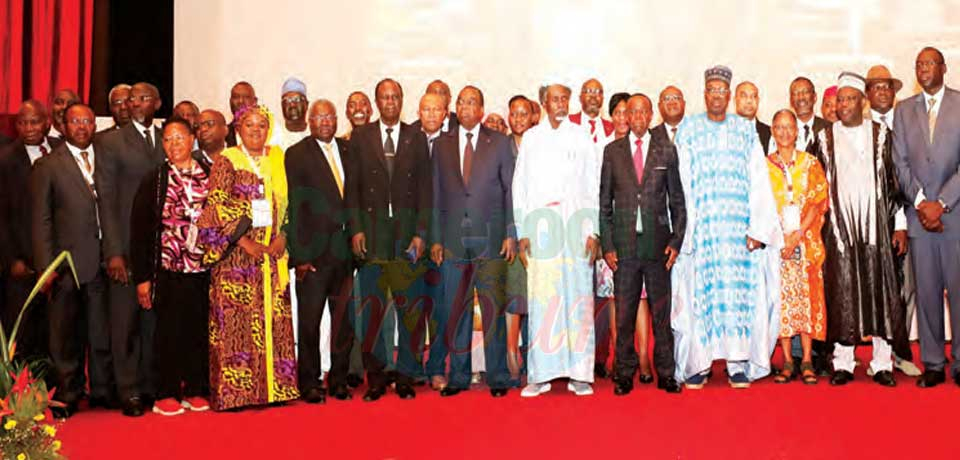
175, 0, 960, 135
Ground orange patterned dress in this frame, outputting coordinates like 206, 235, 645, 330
767, 151, 828, 340
197, 146, 299, 410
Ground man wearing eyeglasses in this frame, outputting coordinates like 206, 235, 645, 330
194, 109, 228, 168
96, 81, 167, 417
100, 84, 131, 132
278, 77, 309, 151
671, 65, 782, 390
653, 86, 686, 145
569, 79, 614, 145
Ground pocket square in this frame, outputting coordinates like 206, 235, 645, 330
654, 166, 668, 170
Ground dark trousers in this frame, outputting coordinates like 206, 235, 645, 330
107, 280, 143, 400
356, 260, 429, 389
296, 262, 354, 391
912, 237, 960, 376
613, 257, 675, 381
436, 257, 509, 389
48, 271, 109, 403
594, 295, 612, 368
3, 274, 49, 362
154, 270, 210, 399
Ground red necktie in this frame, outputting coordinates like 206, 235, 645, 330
588, 119, 597, 143
39, 145, 49, 156
633, 138, 644, 185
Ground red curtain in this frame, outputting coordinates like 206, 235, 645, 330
0, 0, 25, 114
30, 0, 95, 106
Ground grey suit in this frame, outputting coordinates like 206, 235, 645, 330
893, 86, 960, 376
96, 122, 166, 399
31, 143, 111, 403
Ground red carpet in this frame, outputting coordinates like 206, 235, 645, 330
58, 345, 956, 459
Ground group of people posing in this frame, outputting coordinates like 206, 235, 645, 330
1, 45, 958, 419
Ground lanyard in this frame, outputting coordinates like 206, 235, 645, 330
773, 151, 797, 204
72, 153, 97, 196
239, 145, 268, 195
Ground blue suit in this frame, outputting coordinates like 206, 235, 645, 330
893, 86, 960, 376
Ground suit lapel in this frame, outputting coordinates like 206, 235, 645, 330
915, 95, 932, 144
370, 122, 388, 172
61, 149, 96, 200
622, 137, 640, 189
468, 128, 493, 190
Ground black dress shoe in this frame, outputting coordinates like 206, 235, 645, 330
954, 373, 960, 387
439, 387, 462, 397
638, 374, 654, 384
363, 386, 386, 402
396, 384, 416, 400
872, 370, 896, 387
121, 397, 144, 417
657, 378, 682, 394
330, 385, 352, 401
346, 374, 363, 389
490, 388, 508, 398
829, 370, 854, 386
88, 396, 118, 409
303, 387, 326, 404
917, 369, 946, 388
52, 401, 78, 419
613, 380, 633, 396
594, 364, 609, 379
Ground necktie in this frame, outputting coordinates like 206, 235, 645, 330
633, 138, 644, 185
804, 125, 811, 148
928, 98, 938, 143
39, 145, 48, 156
144, 129, 154, 150
670, 126, 678, 143
880, 114, 889, 130
384, 127, 396, 180
588, 119, 597, 143
463, 132, 474, 187
428, 137, 435, 157
80, 151, 93, 175
323, 143, 344, 198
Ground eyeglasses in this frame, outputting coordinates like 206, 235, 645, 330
197, 119, 218, 129
581, 88, 603, 95
661, 95, 683, 103
868, 82, 893, 92
110, 98, 126, 106
837, 95, 860, 104
282, 95, 306, 104
126, 95, 154, 104
706, 88, 730, 95
162, 135, 190, 143
67, 118, 96, 126
916, 60, 943, 69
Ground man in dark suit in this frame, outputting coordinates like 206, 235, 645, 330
286, 99, 356, 403
31, 103, 111, 417
0, 100, 60, 361
735, 81, 772, 154
48, 89, 80, 141
790, 77, 831, 163
600, 94, 685, 395
893, 47, 960, 388
410, 79, 459, 134
96, 82, 166, 416
428, 86, 515, 398
651, 86, 686, 146
347, 78, 432, 401
225, 81, 258, 147
98, 83, 131, 133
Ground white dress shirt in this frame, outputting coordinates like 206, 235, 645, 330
458, 124, 480, 176
25, 140, 52, 165
579, 113, 610, 145
316, 138, 346, 185
379, 120, 400, 151
871, 109, 894, 131
423, 129, 442, 157
132, 120, 156, 145
627, 130, 651, 166
796, 116, 816, 151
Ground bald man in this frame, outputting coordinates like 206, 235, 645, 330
653, 86, 685, 144
569, 78, 614, 144
286, 99, 356, 403
0, 100, 60, 361
411, 79, 459, 134
735, 81, 772, 154
195, 109, 228, 166
225, 81, 258, 147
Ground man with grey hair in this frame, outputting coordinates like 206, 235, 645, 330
514, 82, 600, 397
102, 83, 131, 132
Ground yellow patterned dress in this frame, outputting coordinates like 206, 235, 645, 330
767, 151, 829, 340
197, 146, 299, 410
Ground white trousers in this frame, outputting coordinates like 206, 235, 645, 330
832, 337, 893, 373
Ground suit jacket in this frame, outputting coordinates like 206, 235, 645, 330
893, 86, 960, 239
226, 121, 238, 147
802, 116, 831, 165
0, 137, 61, 270
430, 125, 516, 259
0, 132, 11, 146
569, 112, 615, 138
96, 122, 166, 259
345, 121, 432, 261
756, 119, 772, 155
286, 136, 355, 267
31, 143, 103, 283
599, 129, 686, 260
651, 122, 680, 145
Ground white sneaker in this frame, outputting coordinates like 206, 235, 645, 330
567, 380, 593, 396
521, 382, 551, 397
894, 357, 922, 377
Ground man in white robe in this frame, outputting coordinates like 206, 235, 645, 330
514, 83, 601, 397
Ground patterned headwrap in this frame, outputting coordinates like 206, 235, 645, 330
233, 104, 275, 144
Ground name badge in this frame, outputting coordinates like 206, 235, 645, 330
252, 199, 273, 228
186, 223, 199, 251
783, 204, 801, 232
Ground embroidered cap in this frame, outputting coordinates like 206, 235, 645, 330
837, 71, 866, 94
704, 65, 733, 85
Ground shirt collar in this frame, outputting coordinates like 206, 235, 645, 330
924, 86, 945, 108
315, 137, 338, 152
66, 141, 94, 157
628, 130, 651, 150
132, 120, 154, 137
441, 116, 450, 132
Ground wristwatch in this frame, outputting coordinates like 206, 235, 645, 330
939, 199, 951, 213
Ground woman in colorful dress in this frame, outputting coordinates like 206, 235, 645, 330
767, 109, 829, 385
197, 105, 299, 410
